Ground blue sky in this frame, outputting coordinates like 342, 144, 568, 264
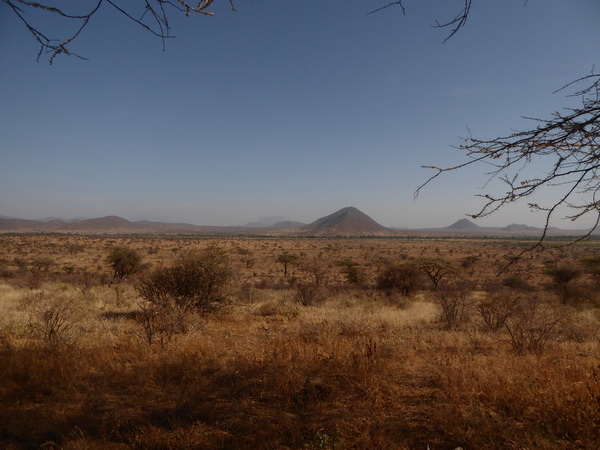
1, 0, 599, 228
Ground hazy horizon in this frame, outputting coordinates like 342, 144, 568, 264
1, 1, 599, 230
0, 207, 596, 231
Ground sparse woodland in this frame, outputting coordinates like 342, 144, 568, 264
0, 234, 599, 449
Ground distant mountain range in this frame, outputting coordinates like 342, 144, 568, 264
421, 218, 565, 234
0, 210, 595, 236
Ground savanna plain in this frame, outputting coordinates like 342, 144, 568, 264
0, 234, 599, 449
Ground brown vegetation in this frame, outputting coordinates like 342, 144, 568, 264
0, 234, 599, 448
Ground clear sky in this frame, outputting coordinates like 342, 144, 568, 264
1, 1, 599, 228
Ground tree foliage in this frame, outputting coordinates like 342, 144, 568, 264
276, 252, 298, 278
545, 265, 582, 304
334, 259, 366, 285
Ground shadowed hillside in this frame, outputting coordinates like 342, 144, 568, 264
445, 218, 482, 231
63, 216, 144, 231
302, 207, 389, 236
0, 218, 65, 231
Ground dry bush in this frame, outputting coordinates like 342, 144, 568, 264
25, 293, 80, 348
65, 269, 99, 294
502, 274, 534, 291
581, 256, 600, 285
376, 263, 422, 297
137, 248, 232, 313
477, 290, 520, 332
504, 297, 566, 354
137, 302, 189, 346
236, 282, 262, 303
1, 236, 600, 449
418, 258, 462, 290
136, 248, 232, 345
294, 282, 323, 306
435, 282, 474, 329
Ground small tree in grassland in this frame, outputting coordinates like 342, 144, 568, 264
276, 252, 298, 277
334, 259, 367, 285
106, 246, 143, 281
418, 258, 461, 290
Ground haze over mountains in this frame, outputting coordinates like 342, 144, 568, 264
0, 208, 595, 236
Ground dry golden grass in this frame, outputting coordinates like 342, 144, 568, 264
0, 235, 599, 448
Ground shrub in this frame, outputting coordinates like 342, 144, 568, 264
106, 246, 143, 281
545, 266, 582, 304
504, 297, 565, 354
137, 248, 232, 313
477, 292, 519, 332
27, 294, 79, 348
502, 275, 533, 291
138, 302, 189, 346
580, 256, 600, 284
69, 269, 98, 294
435, 282, 473, 329
294, 282, 323, 306
376, 263, 422, 297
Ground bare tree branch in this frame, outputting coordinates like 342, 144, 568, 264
1, 0, 235, 63
367, 1, 406, 16
433, 0, 471, 43
369, 0, 471, 42
417, 73, 600, 255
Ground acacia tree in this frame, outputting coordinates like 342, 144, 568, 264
418, 258, 461, 290
276, 252, 298, 277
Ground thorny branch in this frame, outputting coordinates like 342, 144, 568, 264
369, 0, 472, 43
371, 1, 599, 263
433, 0, 471, 43
416, 74, 600, 262
1, 0, 236, 63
